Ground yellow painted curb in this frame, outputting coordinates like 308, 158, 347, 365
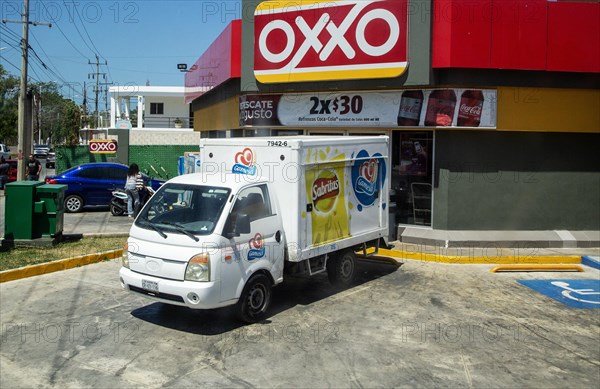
490, 264, 585, 273
0, 249, 123, 283
376, 248, 582, 265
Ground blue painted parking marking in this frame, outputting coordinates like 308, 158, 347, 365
518, 279, 600, 309
581, 256, 600, 270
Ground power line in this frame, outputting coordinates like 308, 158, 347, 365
29, 28, 66, 80
38, 1, 89, 60
61, 0, 100, 57
0, 24, 22, 44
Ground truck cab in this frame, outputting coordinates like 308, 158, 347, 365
119, 174, 285, 322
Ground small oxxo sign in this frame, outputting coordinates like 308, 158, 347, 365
89, 139, 118, 154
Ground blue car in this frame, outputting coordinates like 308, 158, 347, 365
45, 162, 164, 213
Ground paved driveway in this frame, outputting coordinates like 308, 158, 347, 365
1, 258, 599, 388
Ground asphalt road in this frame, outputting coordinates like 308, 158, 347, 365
1, 258, 599, 388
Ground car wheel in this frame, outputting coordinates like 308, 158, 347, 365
327, 249, 357, 287
64, 195, 84, 213
237, 273, 272, 323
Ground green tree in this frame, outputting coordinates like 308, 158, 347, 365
0, 65, 19, 143
58, 100, 82, 146
1, 65, 83, 146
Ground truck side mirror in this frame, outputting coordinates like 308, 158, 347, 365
224, 213, 251, 239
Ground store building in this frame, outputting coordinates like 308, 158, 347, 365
186, 1, 600, 240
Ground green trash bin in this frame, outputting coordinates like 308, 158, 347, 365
36, 184, 67, 237
4, 181, 44, 240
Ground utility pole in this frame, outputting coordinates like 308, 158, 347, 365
2, 0, 51, 180
101, 80, 114, 114
88, 55, 107, 130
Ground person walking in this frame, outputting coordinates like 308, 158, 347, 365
27, 154, 42, 181
125, 163, 142, 218
0, 156, 9, 190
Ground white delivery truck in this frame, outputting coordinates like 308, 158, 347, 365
119, 136, 390, 322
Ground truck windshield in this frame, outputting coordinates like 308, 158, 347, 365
135, 183, 230, 236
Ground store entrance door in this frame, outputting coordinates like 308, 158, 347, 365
391, 131, 433, 226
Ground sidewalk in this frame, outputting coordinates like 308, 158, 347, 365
397, 226, 600, 249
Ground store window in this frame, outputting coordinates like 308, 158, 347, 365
391, 131, 433, 226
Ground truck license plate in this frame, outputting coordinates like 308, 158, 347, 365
142, 279, 159, 292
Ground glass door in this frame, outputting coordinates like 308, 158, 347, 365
391, 131, 433, 226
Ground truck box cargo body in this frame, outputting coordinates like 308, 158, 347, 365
119, 136, 389, 322
199, 136, 390, 262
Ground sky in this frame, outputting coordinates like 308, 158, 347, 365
0, 0, 241, 107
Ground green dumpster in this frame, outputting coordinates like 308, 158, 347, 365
4, 181, 44, 240
36, 184, 67, 237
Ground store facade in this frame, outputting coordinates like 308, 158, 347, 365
187, 0, 600, 237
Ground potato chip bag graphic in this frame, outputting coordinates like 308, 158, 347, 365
306, 155, 349, 246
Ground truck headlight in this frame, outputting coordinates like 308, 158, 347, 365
122, 242, 130, 269
185, 253, 210, 282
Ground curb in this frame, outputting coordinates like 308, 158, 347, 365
0, 247, 592, 284
0, 249, 123, 283
378, 248, 582, 265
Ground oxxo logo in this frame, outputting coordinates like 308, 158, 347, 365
254, 0, 408, 83
248, 233, 265, 260
232, 148, 257, 175
352, 150, 386, 209
312, 170, 340, 213
89, 140, 117, 154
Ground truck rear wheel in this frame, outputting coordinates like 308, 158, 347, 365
237, 273, 272, 323
327, 249, 356, 287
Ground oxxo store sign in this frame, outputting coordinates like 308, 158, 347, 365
89, 139, 118, 154
254, 0, 408, 83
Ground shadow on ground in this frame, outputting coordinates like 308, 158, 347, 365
130, 259, 401, 335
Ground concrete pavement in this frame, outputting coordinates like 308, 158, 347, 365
1, 257, 599, 388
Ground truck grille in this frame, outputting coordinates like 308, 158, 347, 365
128, 285, 184, 303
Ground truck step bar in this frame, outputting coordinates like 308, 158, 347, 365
308, 255, 328, 276
360, 239, 381, 257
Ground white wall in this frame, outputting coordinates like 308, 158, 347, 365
129, 130, 201, 146
144, 96, 189, 119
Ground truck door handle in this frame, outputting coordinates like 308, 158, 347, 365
275, 231, 281, 243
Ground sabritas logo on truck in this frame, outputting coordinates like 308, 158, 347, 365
254, 0, 408, 83
232, 148, 257, 175
312, 170, 340, 213
248, 233, 265, 260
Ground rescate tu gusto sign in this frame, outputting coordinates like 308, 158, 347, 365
89, 139, 118, 154
254, 0, 408, 83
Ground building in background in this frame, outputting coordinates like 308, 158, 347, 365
185, 0, 600, 241
109, 86, 194, 131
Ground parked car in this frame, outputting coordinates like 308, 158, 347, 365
45, 162, 164, 213
46, 150, 56, 168
33, 144, 50, 159
0, 144, 11, 160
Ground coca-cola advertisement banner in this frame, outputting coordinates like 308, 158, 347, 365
239, 89, 497, 128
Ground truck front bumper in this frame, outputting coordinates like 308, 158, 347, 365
119, 267, 233, 309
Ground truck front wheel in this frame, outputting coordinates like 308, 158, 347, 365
327, 249, 356, 287
237, 273, 272, 323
